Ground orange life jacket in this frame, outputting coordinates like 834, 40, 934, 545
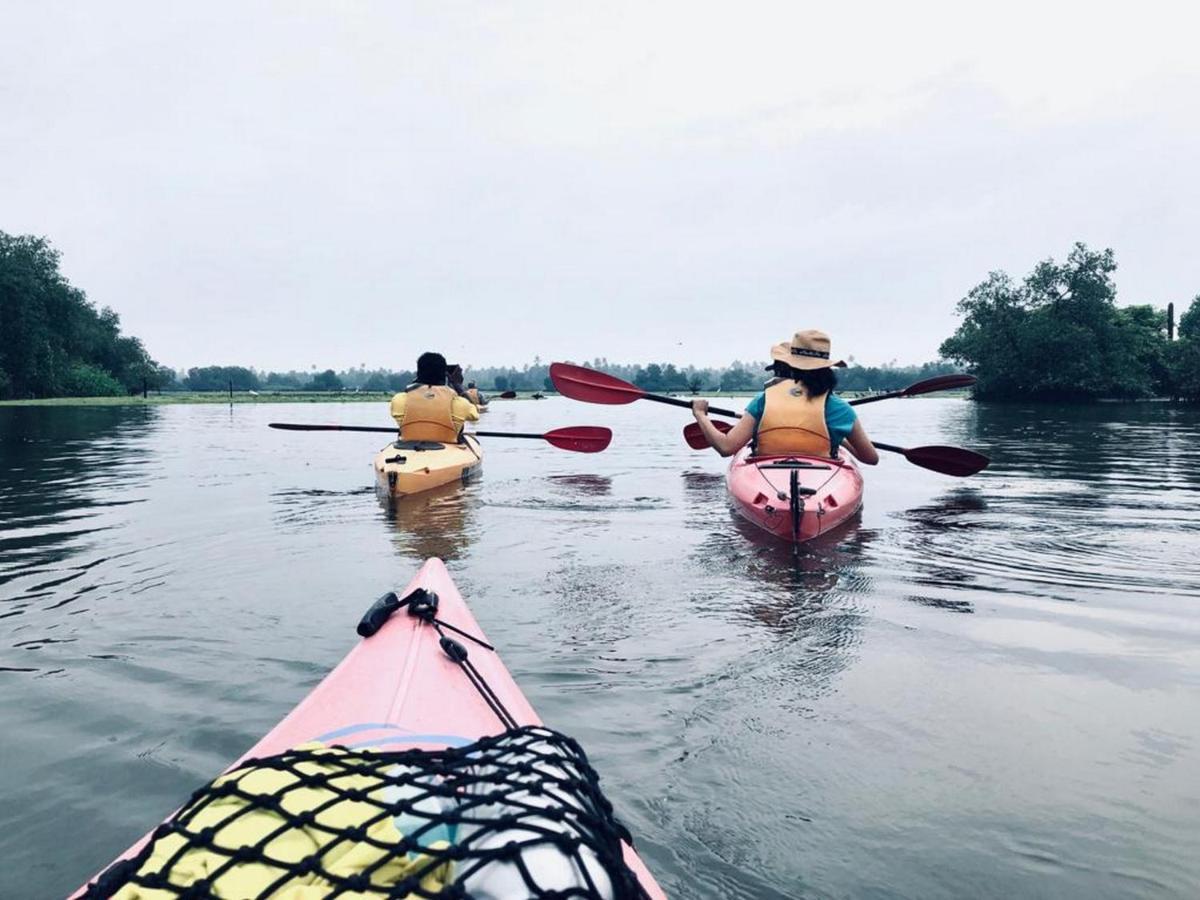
399, 385, 459, 443
754, 380, 831, 456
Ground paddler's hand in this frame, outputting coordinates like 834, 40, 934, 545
691, 399, 709, 420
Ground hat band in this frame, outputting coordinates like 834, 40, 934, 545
790, 347, 830, 359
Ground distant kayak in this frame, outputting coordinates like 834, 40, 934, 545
726, 447, 863, 542
76, 558, 665, 899
373, 435, 482, 499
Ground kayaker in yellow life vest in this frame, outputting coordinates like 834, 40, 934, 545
448, 364, 487, 409
389, 352, 479, 443
465, 381, 488, 409
691, 329, 880, 464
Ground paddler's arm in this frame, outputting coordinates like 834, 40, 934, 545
691, 399, 755, 457
389, 392, 407, 430
841, 419, 879, 465
453, 396, 481, 423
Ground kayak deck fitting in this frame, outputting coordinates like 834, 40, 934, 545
77, 559, 665, 899
726, 447, 864, 542
373, 435, 483, 499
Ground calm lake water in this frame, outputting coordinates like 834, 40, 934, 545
1, 398, 1198, 898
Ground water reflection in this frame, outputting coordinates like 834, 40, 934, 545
3, 399, 1200, 898
0, 406, 158, 624
378, 481, 478, 562
545, 473, 612, 497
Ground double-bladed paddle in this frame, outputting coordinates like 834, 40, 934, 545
846, 373, 976, 405
679, 420, 988, 476
550, 363, 744, 417
549, 362, 988, 476
268, 422, 612, 453
551, 363, 974, 412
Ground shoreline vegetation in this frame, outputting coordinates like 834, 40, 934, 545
3, 231, 1198, 404
0, 389, 976, 408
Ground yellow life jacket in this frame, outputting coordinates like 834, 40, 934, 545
465, 387, 481, 406
399, 385, 459, 443
754, 380, 831, 457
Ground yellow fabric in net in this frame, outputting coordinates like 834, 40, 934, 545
111, 743, 452, 899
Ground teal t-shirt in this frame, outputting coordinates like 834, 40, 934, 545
744, 391, 857, 453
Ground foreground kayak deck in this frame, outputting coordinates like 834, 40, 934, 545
78, 558, 665, 898
726, 447, 863, 542
373, 435, 483, 499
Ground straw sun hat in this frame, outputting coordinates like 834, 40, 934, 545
767, 329, 847, 371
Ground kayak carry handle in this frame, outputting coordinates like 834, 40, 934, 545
357, 592, 402, 637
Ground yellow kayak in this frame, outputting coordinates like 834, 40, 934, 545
373, 435, 482, 498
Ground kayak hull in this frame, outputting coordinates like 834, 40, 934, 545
373, 435, 482, 498
76, 558, 665, 898
726, 447, 863, 542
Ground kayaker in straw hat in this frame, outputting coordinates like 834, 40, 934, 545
691, 329, 880, 463
390, 352, 479, 442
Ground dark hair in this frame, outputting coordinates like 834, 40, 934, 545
770, 361, 837, 395
415, 352, 447, 385
467, 381, 476, 388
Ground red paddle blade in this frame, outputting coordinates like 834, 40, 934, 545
902, 374, 976, 396
549, 362, 644, 405
543, 426, 613, 453
683, 420, 733, 449
904, 445, 990, 476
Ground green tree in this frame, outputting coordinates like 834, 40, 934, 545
264, 371, 303, 390
635, 364, 665, 391
940, 243, 1169, 400
1167, 296, 1200, 401
184, 366, 260, 391
1178, 294, 1200, 340
362, 372, 391, 392
719, 367, 756, 391
0, 231, 163, 398
306, 369, 344, 391
661, 364, 688, 391
62, 363, 125, 397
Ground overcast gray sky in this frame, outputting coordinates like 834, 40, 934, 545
3, 1, 1198, 372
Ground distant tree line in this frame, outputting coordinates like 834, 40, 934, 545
17, 231, 1196, 405
160, 358, 963, 396
467, 358, 962, 394
171, 366, 416, 393
940, 243, 1200, 401
0, 232, 171, 399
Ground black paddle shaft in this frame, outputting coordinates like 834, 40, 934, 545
644, 393, 742, 419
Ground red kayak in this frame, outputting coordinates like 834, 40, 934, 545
726, 447, 863, 542
77, 558, 665, 899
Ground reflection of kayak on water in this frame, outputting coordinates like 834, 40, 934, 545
76, 558, 666, 899
380, 479, 475, 562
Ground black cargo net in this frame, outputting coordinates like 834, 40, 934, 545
83, 586, 650, 899
83, 726, 649, 899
